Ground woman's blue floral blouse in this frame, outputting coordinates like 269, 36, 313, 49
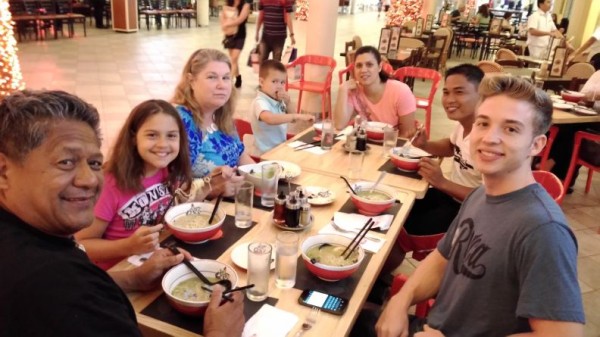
176, 105, 244, 178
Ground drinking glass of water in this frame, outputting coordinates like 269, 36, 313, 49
260, 163, 281, 207
275, 231, 298, 289
247, 242, 272, 302
234, 181, 253, 228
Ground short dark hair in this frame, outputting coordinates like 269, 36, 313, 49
478, 76, 553, 136
0, 90, 101, 163
105, 99, 192, 193
354, 45, 389, 82
259, 59, 286, 79
537, 0, 546, 7
445, 64, 485, 87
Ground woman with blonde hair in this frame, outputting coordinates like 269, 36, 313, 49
172, 49, 254, 187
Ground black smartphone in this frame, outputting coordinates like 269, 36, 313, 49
298, 289, 348, 315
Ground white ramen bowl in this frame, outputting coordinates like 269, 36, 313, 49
164, 202, 226, 244
162, 259, 238, 316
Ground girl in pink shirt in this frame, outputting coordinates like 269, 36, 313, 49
75, 100, 193, 270
334, 45, 417, 137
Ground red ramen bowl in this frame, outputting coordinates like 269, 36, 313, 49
162, 259, 238, 316
349, 181, 396, 216
389, 147, 431, 172
561, 90, 585, 104
301, 234, 365, 282
164, 202, 225, 244
365, 121, 392, 141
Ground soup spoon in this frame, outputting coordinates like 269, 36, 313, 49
167, 246, 233, 291
368, 172, 387, 194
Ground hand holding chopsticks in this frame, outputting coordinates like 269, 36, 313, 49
341, 218, 374, 260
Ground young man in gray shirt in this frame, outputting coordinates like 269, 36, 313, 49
376, 76, 584, 337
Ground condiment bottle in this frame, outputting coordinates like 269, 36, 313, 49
356, 127, 367, 152
285, 196, 300, 228
273, 191, 287, 225
346, 128, 357, 151
299, 202, 311, 227
296, 187, 307, 205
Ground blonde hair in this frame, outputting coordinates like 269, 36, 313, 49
478, 76, 553, 136
172, 49, 237, 135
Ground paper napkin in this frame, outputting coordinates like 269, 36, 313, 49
242, 304, 299, 337
319, 222, 385, 253
333, 212, 394, 231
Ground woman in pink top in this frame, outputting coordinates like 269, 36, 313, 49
334, 45, 417, 137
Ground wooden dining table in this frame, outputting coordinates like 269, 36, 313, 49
111, 170, 417, 337
552, 107, 600, 124
261, 128, 431, 199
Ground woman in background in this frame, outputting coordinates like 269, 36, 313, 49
220, 0, 252, 88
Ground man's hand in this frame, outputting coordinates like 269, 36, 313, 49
418, 158, 446, 189
411, 128, 428, 150
131, 247, 190, 291
415, 325, 445, 337
550, 30, 562, 38
204, 285, 245, 337
375, 302, 410, 337
126, 224, 162, 255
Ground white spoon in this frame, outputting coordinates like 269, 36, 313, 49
368, 172, 387, 194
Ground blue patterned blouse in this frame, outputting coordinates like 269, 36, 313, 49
176, 105, 245, 178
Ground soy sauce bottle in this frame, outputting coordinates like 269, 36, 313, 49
285, 196, 300, 228
273, 191, 287, 225
356, 127, 367, 151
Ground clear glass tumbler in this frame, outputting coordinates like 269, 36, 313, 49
275, 231, 298, 289
247, 242, 272, 302
235, 181, 254, 228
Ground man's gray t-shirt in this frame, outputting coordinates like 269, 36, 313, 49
427, 184, 584, 337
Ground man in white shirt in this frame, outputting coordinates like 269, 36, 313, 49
527, 0, 563, 59
568, 24, 600, 70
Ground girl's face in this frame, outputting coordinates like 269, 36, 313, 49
135, 112, 180, 177
354, 52, 382, 87
189, 61, 232, 114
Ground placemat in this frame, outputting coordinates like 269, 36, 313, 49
296, 130, 341, 147
336, 196, 403, 234
224, 181, 299, 211
141, 294, 278, 335
378, 161, 422, 180
161, 215, 256, 260
293, 254, 373, 300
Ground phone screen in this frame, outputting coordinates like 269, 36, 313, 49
298, 290, 348, 315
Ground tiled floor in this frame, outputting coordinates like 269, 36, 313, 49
16, 10, 600, 336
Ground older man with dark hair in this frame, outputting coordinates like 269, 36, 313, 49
0, 90, 244, 337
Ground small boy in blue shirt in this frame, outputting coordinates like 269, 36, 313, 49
251, 60, 314, 154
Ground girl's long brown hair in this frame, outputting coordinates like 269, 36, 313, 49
171, 48, 236, 135
105, 99, 193, 193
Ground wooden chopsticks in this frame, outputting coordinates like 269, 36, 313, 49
341, 218, 374, 260
293, 140, 321, 151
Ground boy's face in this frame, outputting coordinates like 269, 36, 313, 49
442, 74, 480, 125
470, 94, 546, 180
259, 69, 287, 99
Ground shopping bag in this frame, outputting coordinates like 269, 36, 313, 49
247, 46, 260, 73
282, 45, 298, 64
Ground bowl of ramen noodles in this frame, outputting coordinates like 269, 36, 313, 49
162, 259, 238, 316
389, 146, 431, 172
365, 121, 393, 142
349, 181, 396, 216
561, 90, 585, 104
301, 234, 365, 281
164, 202, 226, 244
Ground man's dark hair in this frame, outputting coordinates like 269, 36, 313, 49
259, 59, 286, 79
445, 64, 485, 87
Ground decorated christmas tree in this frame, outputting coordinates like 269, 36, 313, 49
0, 0, 24, 99
295, 0, 308, 21
386, 0, 423, 27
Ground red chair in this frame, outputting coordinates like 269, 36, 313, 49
285, 55, 336, 120
392, 67, 442, 139
233, 118, 261, 162
563, 131, 600, 194
538, 125, 559, 171
532, 170, 565, 205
